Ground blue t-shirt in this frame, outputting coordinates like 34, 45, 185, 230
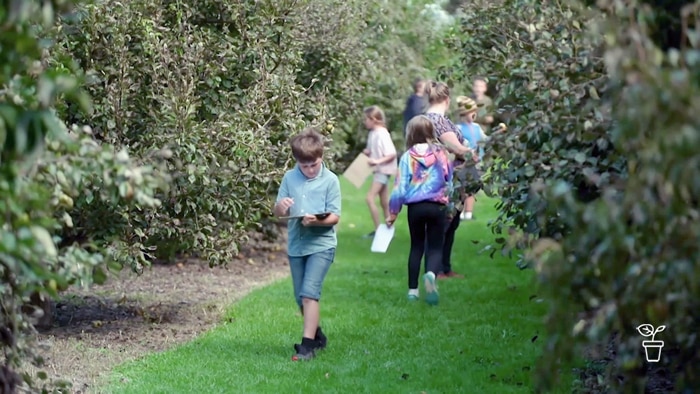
458, 122, 484, 160
276, 163, 342, 257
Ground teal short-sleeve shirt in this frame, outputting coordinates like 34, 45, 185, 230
276, 163, 341, 257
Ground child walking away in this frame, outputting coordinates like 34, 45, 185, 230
423, 80, 473, 279
362, 106, 398, 238
434, 96, 483, 280
472, 76, 494, 133
386, 115, 452, 305
455, 96, 486, 221
273, 128, 342, 361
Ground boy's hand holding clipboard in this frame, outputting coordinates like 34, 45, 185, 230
279, 212, 331, 221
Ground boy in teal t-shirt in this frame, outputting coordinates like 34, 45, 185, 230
273, 128, 342, 361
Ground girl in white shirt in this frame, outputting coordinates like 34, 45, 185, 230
362, 106, 398, 238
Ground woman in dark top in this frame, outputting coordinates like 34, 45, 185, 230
423, 80, 479, 279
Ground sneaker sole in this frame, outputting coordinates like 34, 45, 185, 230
291, 353, 315, 361
424, 273, 439, 305
291, 345, 316, 361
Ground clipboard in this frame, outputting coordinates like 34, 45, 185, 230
279, 212, 331, 220
342, 153, 372, 189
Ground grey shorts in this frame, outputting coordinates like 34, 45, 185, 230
289, 248, 336, 307
454, 165, 483, 195
373, 173, 391, 185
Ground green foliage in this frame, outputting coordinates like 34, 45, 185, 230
37, 126, 169, 274
49, 0, 461, 265
331, 0, 462, 158
0, 0, 480, 391
51, 0, 344, 265
534, 1, 700, 391
1, 1, 167, 391
451, 0, 623, 263
453, 0, 699, 391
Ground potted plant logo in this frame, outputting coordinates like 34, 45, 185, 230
637, 324, 666, 362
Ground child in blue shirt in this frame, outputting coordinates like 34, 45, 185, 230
455, 96, 486, 221
273, 128, 342, 361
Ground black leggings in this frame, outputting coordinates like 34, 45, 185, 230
442, 213, 461, 274
406, 202, 447, 289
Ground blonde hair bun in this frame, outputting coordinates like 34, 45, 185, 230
424, 80, 450, 105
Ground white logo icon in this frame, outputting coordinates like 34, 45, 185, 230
637, 324, 666, 362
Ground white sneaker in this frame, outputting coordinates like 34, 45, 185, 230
423, 272, 439, 305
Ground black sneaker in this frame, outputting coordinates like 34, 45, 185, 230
363, 231, 376, 239
315, 327, 327, 350
292, 343, 316, 361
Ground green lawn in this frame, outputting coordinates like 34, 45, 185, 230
105, 178, 572, 394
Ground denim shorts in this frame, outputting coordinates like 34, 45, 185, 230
289, 248, 336, 307
373, 173, 390, 185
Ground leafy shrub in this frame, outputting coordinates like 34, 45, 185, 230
336, 0, 459, 160
48, 0, 462, 266
451, 0, 699, 391
51, 0, 347, 265
533, 1, 700, 391
0, 0, 464, 391
450, 0, 624, 265
37, 126, 170, 274
1, 1, 165, 391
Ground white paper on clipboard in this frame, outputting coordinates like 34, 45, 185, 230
370, 224, 396, 253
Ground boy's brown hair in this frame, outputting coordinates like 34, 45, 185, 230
405, 115, 436, 149
423, 80, 451, 105
363, 105, 386, 127
290, 128, 325, 162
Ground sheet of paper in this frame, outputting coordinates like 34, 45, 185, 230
371, 224, 396, 253
342, 153, 372, 189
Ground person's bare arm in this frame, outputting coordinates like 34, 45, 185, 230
439, 132, 470, 156
476, 113, 494, 125
273, 176, 293, 217
302, 213, 340, 227
475, 99, 494, 125
370, 153, 397, 166
274, 197, 293, 217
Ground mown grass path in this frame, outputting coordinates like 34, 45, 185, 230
106, 178, 571, 394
